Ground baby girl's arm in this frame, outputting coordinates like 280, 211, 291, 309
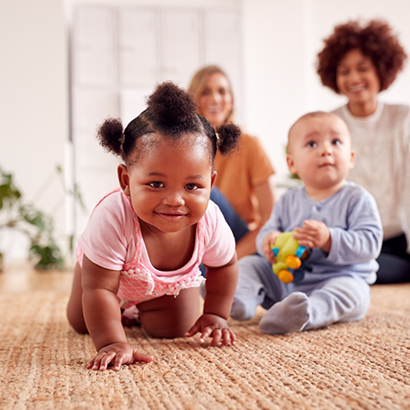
293, 220, 331, 253
82, 255, 153, 371
185, 254, 238, 347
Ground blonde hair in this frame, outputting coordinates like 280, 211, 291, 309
188, 65, 235, 123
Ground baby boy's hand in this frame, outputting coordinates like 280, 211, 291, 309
262, 231, 282, 263
185, 313, 236, 347
293, 220, 331, 253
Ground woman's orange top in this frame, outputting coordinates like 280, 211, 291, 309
214, 133, 274, 226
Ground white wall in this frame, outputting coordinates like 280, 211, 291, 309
0, 0, 68, 262
242, 0, 410, 183
242, 0, 309, 183
2, 0, 410, 262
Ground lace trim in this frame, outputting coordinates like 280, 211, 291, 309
117, 267, 205, 308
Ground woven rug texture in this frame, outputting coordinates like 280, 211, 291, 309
0, 284, 409, 410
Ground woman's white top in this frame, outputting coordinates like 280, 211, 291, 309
334, 102, 410, 251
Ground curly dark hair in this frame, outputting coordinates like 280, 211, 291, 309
97, 82, 241, 165
316, 19, 407, 93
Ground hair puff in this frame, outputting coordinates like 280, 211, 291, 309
96, 117, 124, 157
147, 82, 199, 133
216, 123, 242, 156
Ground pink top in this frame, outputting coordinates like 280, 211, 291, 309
77, 189, 235, 308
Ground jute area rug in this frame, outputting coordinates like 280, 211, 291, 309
0, 285, 409, 410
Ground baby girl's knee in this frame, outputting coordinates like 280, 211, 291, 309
140, 310, 197, 338
139, 289, 200, 338
67, 311, 88, 334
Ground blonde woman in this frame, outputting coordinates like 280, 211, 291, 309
189, 66, 276, 259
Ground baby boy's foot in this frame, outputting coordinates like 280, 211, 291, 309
230, 297, 256, 321
121, 305, 141, 327
259, 292, 310, 335
199, 281, 206, 300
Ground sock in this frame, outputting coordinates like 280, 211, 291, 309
121, 305, 141, 327
259, 292, 310, 335
199, 281, 206, 300
230, 297, 258, 321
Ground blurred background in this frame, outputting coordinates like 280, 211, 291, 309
1, 0, 410, 266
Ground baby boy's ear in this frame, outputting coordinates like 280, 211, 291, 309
286, 154, 297, 175
117, 164, 131, 195
349, 149, 355, 169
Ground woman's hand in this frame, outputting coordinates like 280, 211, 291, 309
262, 231, 282, 263
185, 313, 236, 347
236, 180, 275, 259
87, 342, 153, 371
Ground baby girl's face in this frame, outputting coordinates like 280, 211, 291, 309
119, 133, 215, 234
286, 114, 355, 194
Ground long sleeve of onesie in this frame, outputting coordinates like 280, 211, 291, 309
326, 187, 382, 265
256, 182, 383, 278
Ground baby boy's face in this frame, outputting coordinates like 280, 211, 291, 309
286, 114, 355, 192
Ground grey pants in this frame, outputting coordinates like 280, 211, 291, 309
234, 255, 371, 330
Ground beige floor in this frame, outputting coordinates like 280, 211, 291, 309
0, 262, 74, 293
1, 262, 410, 409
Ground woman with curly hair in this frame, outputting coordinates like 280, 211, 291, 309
189, 65, 276, 259
316, 19, 410, 283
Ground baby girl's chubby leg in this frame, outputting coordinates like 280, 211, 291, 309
66, 262, 88, 334
66, 263, 201, 338
137, 287, 201, 338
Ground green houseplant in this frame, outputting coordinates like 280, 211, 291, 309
0, 166, 81, 270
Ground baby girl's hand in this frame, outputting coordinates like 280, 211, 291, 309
87, 342, 153, 371
185, 313, 236, 347
262, 231, 282, 263
293, 220, 331, 252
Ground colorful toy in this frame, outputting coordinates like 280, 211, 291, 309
270, 232, 309, 283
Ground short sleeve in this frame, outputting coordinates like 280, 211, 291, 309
201, 201, 236, 267
77, 192, 135, 271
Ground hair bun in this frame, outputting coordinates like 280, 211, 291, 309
147, 82, 198, 127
